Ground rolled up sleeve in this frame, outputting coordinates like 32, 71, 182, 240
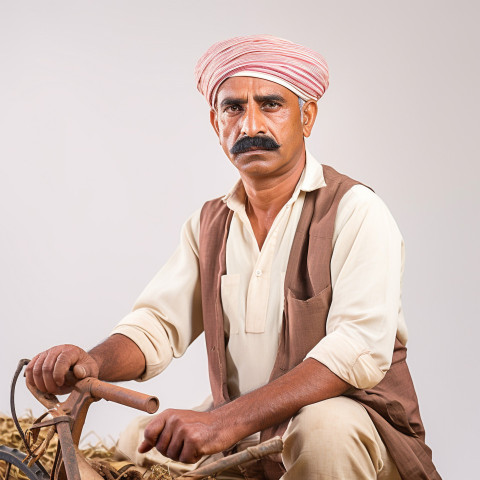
111, 209, 203, 381
306, 185, 406, 389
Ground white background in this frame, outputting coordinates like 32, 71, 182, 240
1, 1, 478, 477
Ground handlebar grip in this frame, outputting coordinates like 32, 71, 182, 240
87, 378, 159, 413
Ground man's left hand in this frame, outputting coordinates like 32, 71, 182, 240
138, 409, 235, 464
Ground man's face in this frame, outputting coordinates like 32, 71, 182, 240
211, 77, 315, 178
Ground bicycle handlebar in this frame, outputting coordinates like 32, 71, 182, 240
26, 376, 159, 414
85, 378, 159, 413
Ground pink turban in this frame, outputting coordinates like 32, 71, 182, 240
195, 34, 329, 107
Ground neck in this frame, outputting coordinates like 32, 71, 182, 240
241, 150, 306, 216
240, 149, 306, 249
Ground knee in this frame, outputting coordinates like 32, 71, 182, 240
283, 397, 373, 461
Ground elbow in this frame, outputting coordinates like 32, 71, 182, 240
348, 352, 388, 389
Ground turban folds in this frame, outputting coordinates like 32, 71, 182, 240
195, 34, 329, 107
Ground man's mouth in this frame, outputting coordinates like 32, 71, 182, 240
230, 135, 281, 155
245, 146, 266, 151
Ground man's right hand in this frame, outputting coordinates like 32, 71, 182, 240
25, 345, 99, 395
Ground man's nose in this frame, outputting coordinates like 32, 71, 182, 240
241, 104, 266, 137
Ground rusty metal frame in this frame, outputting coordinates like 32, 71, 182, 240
18, 361, 159, 480
12, 360, 283, 480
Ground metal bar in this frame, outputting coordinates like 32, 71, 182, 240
31, 416, 73, 430
11, 360, 50, 478
86, 378, 159, 413
177, 437, 283, 479
55, 422, 81, 480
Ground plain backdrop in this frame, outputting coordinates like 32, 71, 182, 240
1, 1, 478, 478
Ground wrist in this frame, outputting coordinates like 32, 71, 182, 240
213, 400, 254, 444
87, 350, 103, 378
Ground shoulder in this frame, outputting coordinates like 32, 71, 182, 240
338, 183, 392, 216
334, 184, 403, 242
185, 195, 226, 236
180, 208, 202, 256
199, 196, 231, 233
200, 196, 228, 216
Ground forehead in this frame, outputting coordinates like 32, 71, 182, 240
215, 76, 298, 104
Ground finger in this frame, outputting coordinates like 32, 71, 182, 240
166, 438, 184, 462
138, 440, 154, 453
154, 425, 173, 456
52, 351, 77, 387
138, 439, 153, 454
31, 352, 48, 392
25, 354, 42, 387
179, 442, 201, 465
138, 415, 166, 454
42, 349, 63, 393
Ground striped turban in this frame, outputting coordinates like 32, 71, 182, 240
195, 34, 329, 107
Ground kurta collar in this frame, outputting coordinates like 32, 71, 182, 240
222, 149, 326, 213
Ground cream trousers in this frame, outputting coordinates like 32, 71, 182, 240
115, 396, 401, 480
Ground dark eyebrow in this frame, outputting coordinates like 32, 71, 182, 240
220, 97, 248, 107
219, 94, 286, 108
253, 94, 286, 103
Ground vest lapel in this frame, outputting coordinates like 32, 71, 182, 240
199, 200, 233, 405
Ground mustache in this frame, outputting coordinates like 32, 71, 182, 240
230, 135, 281, 154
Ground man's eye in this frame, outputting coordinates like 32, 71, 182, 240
264, 101, 281, 109
225, 105, 242, 113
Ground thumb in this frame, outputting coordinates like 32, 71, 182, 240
72, 363, 90, 379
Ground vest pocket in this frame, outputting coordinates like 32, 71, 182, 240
283, 285, 332, 364
221, 274, 241, 335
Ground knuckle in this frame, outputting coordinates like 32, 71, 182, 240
164, 409, 175, 418
190, 430, 201, 442
189, 433, 203, 451
57, 350, 69, 362
43, 363, 54, 374
32, 362, 43, 375
177, 424, 187, 436
56, 352, 71, 364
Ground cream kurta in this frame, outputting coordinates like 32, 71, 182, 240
112, 151, 407, 396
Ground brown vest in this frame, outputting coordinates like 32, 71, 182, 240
198, 165, 441, 480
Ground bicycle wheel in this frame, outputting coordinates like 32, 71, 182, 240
0, 445, 49, 480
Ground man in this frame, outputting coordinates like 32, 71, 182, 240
26, 35, 440, 479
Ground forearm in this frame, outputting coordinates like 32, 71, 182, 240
215, 358, 350, 441
89, 333, 146, 382
139, 357, 350, 462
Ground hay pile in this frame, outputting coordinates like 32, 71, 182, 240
0, 414, 180, 480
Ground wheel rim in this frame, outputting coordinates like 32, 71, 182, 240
0, 445, 49, 480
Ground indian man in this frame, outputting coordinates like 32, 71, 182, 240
26, 35, 440, 479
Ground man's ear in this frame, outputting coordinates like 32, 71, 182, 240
302, 100, 318, 138
210, 108, 220, 137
